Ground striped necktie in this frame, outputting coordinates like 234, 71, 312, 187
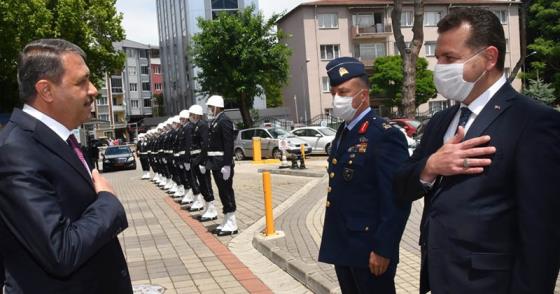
67, 134, 91, 174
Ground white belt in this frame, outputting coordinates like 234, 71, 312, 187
178, 151, 186, 155
173, 153, 181, 157
208, 151, 224, 156
158, 149, 164, 153
190, 149, 201, 155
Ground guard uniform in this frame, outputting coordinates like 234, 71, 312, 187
207, 111, 235, 214
191, 118, 214, 211
137, 135, 150, 178
318, 57, 411, 293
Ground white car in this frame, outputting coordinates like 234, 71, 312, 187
290, 127, 337, 155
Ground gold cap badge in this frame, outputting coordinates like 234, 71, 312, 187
339, 67, 349, 77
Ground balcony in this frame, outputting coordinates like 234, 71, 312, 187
112, 104, 125, 112
351, 24, 392, 39
97, 105, 110, 114
143, 107, 153, 115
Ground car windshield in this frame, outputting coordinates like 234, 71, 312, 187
105, 147, 131, 155
318, 128, 336, 136
268, 128, 293, 139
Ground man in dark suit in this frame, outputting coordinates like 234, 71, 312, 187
318, 57, 411, 293
394, 8, 560, 294
0, 39, 132, 293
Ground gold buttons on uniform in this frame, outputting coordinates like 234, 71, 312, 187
348, 160, 353, 165
365, 226, 369, 231
332, 158, 338, 165
330, 172, 335, 178
326, 200, 331, 208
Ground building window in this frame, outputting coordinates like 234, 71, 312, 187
425, 42, 436, 56
98, 114, 109, 122
424, 11, 441, 26
142, 82, 151, 91
128, 66, 136, 76
355, 14, 375, 28
492, 9, 508, 24
153, 65, 161, 74
155, 83, 162, 91
322, 77, 330, 92
139, 50, 148, 58
143, 99, 152, 107
131, 100, 139, 108
429, 100, 450, 113
129, 83, 138, 92
211, 0, 238, 19
401, 11, 413, 27
141, 66, 149, 75
318, 13, 338, 29
111, 78, 122, 93
358, 43, 386, 60
97, 96, 108, 105
320, 45, 340, 60
126, 49, 137, 58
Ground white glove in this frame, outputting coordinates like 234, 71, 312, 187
184, 163, 191, 171
221, 165, 231, 181
199, 165, 206, 174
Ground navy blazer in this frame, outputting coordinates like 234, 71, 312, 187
394, 83, 560, 294
206, 112, 234, 170
319, 110, 411, 268
0, 109, 132, 293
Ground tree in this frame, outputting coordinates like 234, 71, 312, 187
370, 55, 436, 115
152, 93, 165, 117
524, 0, 560, 95
192, 6, 291, 128
392, 0, 425, 119
0, 0, 125, 113
523, 78, 557, 106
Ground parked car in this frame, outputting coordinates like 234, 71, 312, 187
388, 122, 418, 156
234, 127, 312, 160
290, 126, 337, 155
102, 145, 136, 172
390, 118, 421, 137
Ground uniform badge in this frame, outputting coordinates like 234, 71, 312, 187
347, 146, 357, 153
349, 153, 356, 159
343, 168, 354, 181
358, 121, 369, 134
382, 123, 391, 130
359, 136, 368, 143
358, 143, 367, 153
339, 67, 349, 77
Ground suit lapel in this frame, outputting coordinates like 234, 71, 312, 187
12, 109, 94, 187
464, 84, 516, 141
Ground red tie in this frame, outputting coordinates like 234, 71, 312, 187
67, 134, 91, 174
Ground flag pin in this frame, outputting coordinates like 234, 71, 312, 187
494, 105, 501, 110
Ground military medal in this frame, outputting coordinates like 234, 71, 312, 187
343, 168, 354, 181
358, 143, 367, 153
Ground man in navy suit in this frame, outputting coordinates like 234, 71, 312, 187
318, 57, 411, 293
0, 39, 132, 293
394, 8, 560, 294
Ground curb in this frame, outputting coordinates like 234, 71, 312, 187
257, 168, 325, 178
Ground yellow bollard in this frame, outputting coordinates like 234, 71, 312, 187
252, 137, 262, 162
262, 171, 276, 236
300, 144, 306, 161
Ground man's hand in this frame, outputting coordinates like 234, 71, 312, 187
92, 169, 115, 195
221, 166, 231, 181
199, 165, 206, 174
420, 126, 496, 182
185, 163, 191, 171
369, 251, 390, 276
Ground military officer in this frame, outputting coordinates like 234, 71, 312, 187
137, 133, 151, 179
204, 95, 237, 236
188, 105, 217, 221
318, 57, 411, 293
174, 109, 191, 201
169, 115, 184, 197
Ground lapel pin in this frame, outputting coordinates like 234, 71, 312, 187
494, 105, 501, 110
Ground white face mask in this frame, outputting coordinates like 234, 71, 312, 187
332, 89, 364, 122
434, 48, 487, 102
189, 116, 199, 124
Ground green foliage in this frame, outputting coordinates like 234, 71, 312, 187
153, 93, 165, 116
526, 0, 560, 97
369, 56, 436, 108
0, 0, 125, 112
192, 6, 291, 127
523, 78, 557, 105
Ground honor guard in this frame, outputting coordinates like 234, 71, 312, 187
174, 109, 191, 201
137, 133, 151, 179
318, 57, 411, 293
153, 124, 165, 184
205, 95, 238, 236
168, 116, 184, 196
188, 105, 218, 221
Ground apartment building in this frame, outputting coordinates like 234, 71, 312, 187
277, 0, 522, 121
155, 0, 261, 115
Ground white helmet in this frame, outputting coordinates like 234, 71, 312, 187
173, 115, 181, 124
206, 95, 224, 108
189, 104, 204, 116
166, 118, 173, 126
179, 109, 190, 118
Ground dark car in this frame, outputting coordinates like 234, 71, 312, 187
102, 146, 136, 172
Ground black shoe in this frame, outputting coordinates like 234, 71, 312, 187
188, 207, 203, 212
211, 228, 221, 234
217, 229, 238, 236
181, 204, 191, 210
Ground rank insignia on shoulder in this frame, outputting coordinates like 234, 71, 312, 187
358, 121, 369, 134
382, 122, 391, 130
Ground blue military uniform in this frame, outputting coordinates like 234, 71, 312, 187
318, 57, 411, 293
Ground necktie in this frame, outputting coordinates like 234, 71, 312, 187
67, 134, 91, 174
456, 107, 472, 133
337, 127, 348, 151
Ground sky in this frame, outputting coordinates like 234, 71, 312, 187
115, 0, 309, 46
